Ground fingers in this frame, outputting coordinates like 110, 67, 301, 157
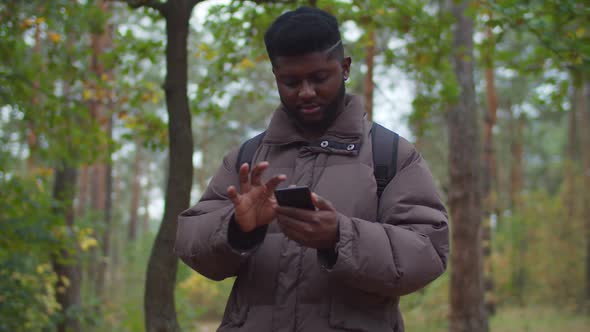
237, 161, 286, 198
311, 193, 335, 211
265, 174, 287, 193
275, 206, 315, 222
277, 215, 309, 240
238, 163, 250, 193
227, 185, 240, 206
250, 162, 269, 186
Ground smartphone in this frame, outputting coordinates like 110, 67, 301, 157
274, 186, 315, 210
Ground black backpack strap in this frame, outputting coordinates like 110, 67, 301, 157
236, 131, 266, 173
371, 122, 399, 199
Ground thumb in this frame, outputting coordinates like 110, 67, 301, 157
311, 193, 334, 211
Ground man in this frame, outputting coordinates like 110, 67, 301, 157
175, 6, 448, 332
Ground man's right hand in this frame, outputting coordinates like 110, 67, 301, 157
227, 162, 286, 233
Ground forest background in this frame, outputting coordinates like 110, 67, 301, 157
1, 0, 589, 331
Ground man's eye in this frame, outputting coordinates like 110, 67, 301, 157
283, 80, 299, 88
312, 74, 329, 83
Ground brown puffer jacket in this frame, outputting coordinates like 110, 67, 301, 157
175, 95, 449, 332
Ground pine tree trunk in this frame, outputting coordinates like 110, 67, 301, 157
89, 0, 114, 298
129, 143, 142, 241
448, 1, 488, 331
482, 21, 498, 316
88, 165, 105, 296
76, 166, 89, 217
98, 111, 114, 296
508, 108, 525, 304
575, 75, 590, 308
51, 165, 81, 332
142, 169, 151, 235
364, 28, 375, 121
27, 23, 42, 171
144, 1, 196, 331
50, 37, 81, 332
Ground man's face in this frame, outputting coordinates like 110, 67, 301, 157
272, 52, 351, 131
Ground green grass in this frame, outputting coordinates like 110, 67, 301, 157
195, 306, 588, 332
490, 306, 589, 332
403, 305, 589, 332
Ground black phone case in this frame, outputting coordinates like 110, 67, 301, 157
274, 186, 315, 210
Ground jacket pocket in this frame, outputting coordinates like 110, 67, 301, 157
328, 291, 395, 332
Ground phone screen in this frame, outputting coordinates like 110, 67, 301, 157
274, 186, 315, 210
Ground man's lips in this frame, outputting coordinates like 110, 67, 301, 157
300, 105, 321, 115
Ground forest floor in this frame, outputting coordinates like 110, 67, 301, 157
194, 306, 589, 332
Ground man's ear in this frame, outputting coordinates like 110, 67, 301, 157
342, 56, 352, 80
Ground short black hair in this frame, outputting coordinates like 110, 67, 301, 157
264, 6, 344, 63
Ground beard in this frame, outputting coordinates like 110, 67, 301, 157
281, 80, 346, 133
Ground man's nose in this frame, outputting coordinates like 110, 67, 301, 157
298, 80, 316, 99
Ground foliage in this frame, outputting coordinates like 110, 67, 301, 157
177, 272, 235, 322
0, 172, 59, 331
491, 187, 586, 307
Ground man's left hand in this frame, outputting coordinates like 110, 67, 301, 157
276, 193, 339, 249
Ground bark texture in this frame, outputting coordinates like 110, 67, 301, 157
482, 21, 498, 315
448, 1, 488, 331
51, 165, 81, 332
575, 76, 590, 307
364, 28, 375, 121
142, 1, 197, 331
129, 143, 142, 241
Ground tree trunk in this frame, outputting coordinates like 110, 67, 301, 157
129, 142, 142, 241
144, 2, 196, 331
575, 75, 590, 307
51, 165, 81, 332
89, 163, 105, 294
27, 22, 42, 171
89, 0, 114, 298
509, 110, 524, 211
364, 28, 376, 121
482, 27, 498, 204
448, 1, 488, 331
508, 107, 526, 304
76, 166, 89, 218
482, 21, 498, 316
98, 111, 114, 296
143, 167, 151, 235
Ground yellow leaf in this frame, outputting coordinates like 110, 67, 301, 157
35, 17, 46, 25
21, 18, 34, 29
205, 50, 218, 61
83, 89, 93, 101
80, 237, 98, 251
48, 32, 62, 43
576, 27, 585, 38
238, 58, 256, 69
60, 276, 70, 288
151, 95, 159, 104
36, 264, 50, 274
377, 8, 385, 15
101, 73, 109, 81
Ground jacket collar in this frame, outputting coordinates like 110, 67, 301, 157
263, 94, 365, 146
